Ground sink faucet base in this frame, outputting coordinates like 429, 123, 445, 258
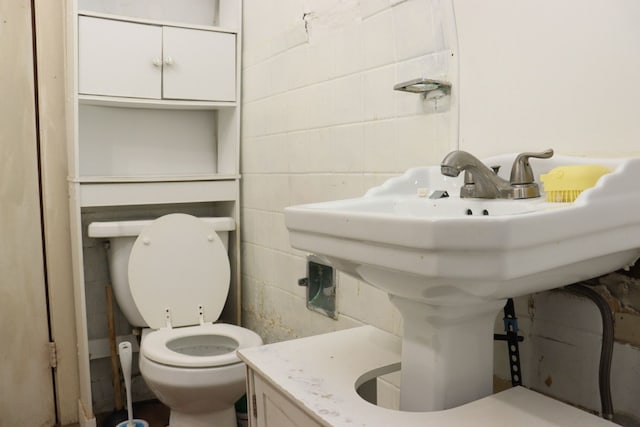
441, 149, 553, 199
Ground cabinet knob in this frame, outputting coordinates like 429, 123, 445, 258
164, 56, 174, 66
152, 58, 163, 67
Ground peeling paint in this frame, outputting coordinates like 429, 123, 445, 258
527, 295, 536, 322
614, 312, 640, 347
301, 0, 360, 42
537, 335, 577, 347
599, 273, 640, 315
544, 375, 553, 388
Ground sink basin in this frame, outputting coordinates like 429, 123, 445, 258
284, 153, 640, 412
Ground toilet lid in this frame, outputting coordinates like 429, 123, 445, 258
128, 214, 230, 329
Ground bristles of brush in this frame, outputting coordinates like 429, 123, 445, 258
546, 190, 582, 203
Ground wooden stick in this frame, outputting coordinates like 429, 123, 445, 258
106, 285, 123, 411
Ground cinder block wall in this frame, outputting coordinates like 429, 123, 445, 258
240, 0, 454, 343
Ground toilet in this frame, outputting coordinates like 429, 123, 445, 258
88, 213, 262, 427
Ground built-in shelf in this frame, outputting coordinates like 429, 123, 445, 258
79, 179, 239, 207
79, 94, 237, 110
75, 174, 241, 183
68, 0, 243, 418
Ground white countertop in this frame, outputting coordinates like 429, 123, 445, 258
239, 325, 616, 427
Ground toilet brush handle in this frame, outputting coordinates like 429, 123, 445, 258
118, 342, 132, 385
118, 342, 134, 426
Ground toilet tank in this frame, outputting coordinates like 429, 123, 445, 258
88, 216, 235, 327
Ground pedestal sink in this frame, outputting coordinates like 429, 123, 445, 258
284, 153, 640, 412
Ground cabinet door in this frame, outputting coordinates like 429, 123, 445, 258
252, 374, 322, 427
78, 16, 162, 98
162, 27, 236, 101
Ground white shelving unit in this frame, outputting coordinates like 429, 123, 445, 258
65, 1, 243, 423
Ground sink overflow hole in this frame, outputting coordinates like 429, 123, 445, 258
465, 209, 491, 216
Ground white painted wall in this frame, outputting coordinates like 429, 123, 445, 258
454, 0, 640, 158
241, 0, 640, 421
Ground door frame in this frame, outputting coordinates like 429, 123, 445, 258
33, 0, 81, 425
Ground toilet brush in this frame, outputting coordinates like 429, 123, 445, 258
116, 342, 149, 427
103, 286, 127, 427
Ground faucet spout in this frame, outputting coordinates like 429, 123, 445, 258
440, 151, 512, 199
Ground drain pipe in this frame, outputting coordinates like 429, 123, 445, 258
564, 283, 615, 421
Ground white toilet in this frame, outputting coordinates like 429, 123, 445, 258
88, 213, 262, 427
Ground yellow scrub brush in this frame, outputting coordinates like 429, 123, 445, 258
540, 164, 611, 203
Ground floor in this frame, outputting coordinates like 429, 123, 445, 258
97, 401, 249, 427
98, 400, 169, 427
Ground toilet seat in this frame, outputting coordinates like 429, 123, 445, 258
142, 323, 262, 368
128, 214, 230, 329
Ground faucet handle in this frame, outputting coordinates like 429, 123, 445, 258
510, 149, 554, 185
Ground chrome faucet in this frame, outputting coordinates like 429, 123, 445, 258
440, 149, 553, 199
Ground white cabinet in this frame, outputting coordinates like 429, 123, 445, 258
162, 26, 236, 101
79, 17, 161, 98
248, 371, 323, 427
79, 16, 236, 101
67, 0, 243, 421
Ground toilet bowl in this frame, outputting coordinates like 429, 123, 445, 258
139, 323, 259, 426
88, 213, 262, 427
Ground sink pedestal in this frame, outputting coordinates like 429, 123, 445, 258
389, 296, 505, 412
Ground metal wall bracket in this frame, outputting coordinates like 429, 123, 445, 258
493, 298, 524, 386
298, 255, 337, 319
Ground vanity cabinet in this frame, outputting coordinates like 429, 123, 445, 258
79, 16, 236, 101
238, 326, 404, 427
66, 0, 243, 423
240, 326, 621, 427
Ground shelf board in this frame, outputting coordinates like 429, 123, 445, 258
76, 178, 239, 207
77, 10, 238, 34
78, 94, 237, 110
74, 174, 240, 184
